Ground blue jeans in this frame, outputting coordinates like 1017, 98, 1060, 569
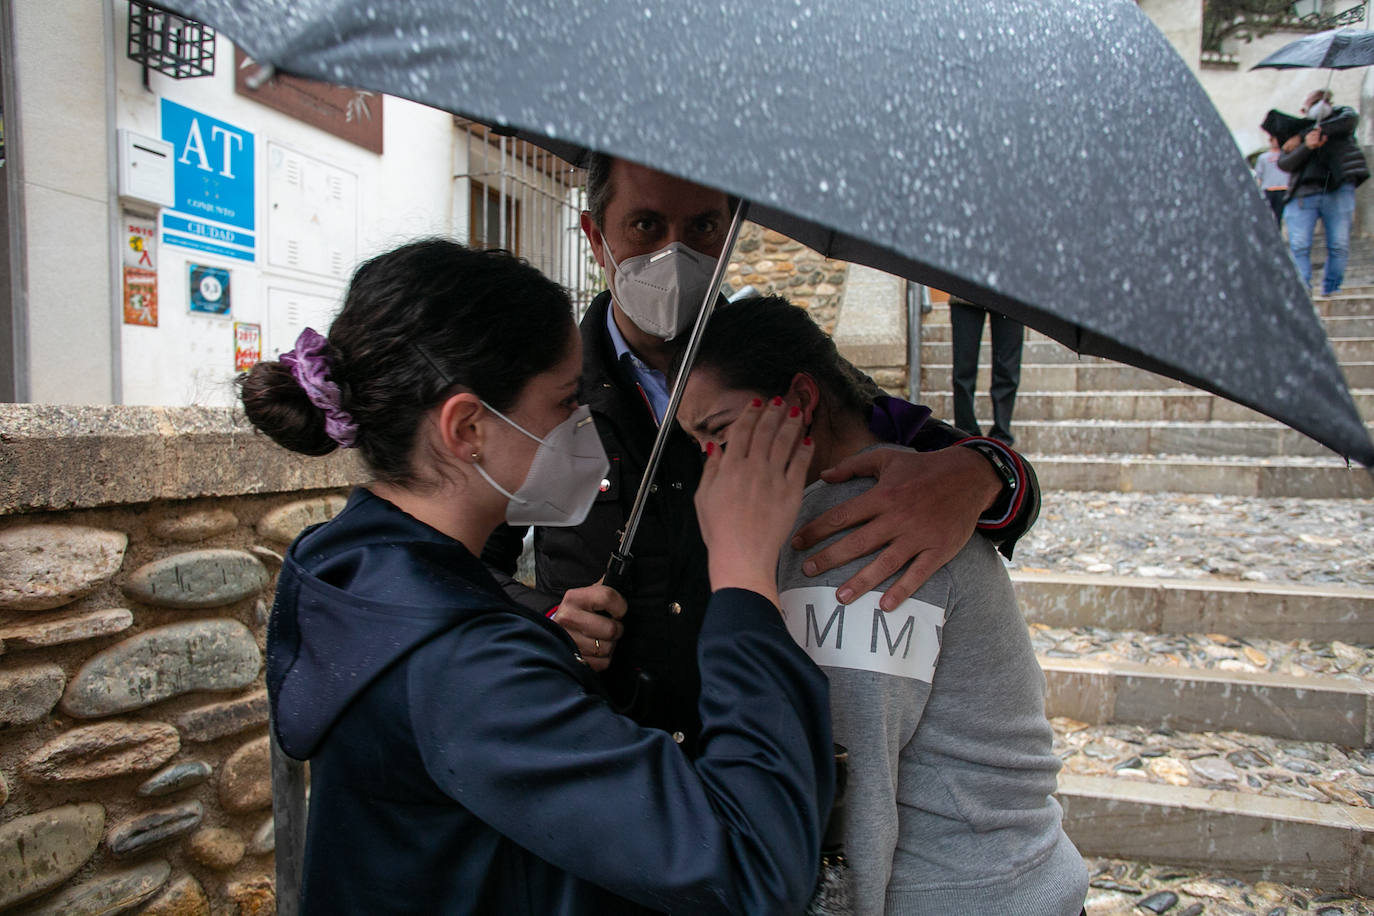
1285, 183, 1356, 295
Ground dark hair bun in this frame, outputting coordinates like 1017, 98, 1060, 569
237, 360, 338, 457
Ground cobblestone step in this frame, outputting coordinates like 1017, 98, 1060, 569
1040, 655, 1371, 746
921, 360, 1374, 392
1026, 454, 1374, 498
1082, 856, 1374, 915
918, 389, 1374, 424
1012, 571, 1374, 645
918, 313, 1374, 341
999, 419, 1374, 459
1317, 292, 1374, 317
922, 363, 1186, 392
920, 336, 1374, 366
1052, 721, 1371, 809
1057, 774, 1374, 895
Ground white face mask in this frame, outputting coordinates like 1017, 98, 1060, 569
603, 241, 719, 340
473, 402, 609, 527
1308, 100, 1333, 123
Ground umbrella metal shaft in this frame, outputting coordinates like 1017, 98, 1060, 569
606, 200, 751, 587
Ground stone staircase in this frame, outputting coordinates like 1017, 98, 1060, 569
913, 254, 1374, 902
917, 300, 1374, 500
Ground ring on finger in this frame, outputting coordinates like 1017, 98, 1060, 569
594, 638, 601, 655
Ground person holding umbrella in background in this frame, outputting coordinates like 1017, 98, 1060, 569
483, 155, 1041, 754
1279, 89, 1371, 296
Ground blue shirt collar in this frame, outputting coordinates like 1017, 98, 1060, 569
605, 305, 671, 426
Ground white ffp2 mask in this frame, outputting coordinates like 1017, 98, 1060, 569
474, 402, 609, 527
604, 241, 719, 340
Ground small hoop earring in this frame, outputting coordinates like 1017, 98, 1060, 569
470, 451, 480, 462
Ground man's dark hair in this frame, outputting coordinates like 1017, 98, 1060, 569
586, 152, 616, 228
681, 295, 870, 415
584, 152, 740, 228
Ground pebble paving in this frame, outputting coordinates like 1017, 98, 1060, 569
1031, 624, 1374, 683
1084, 858, 1374, 915
1008, 492, 1374, 587
1053, 719, 1374, 808
1004, 490, 1374, 910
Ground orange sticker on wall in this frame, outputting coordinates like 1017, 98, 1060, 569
122, 266, 158, 327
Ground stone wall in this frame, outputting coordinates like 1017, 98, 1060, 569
0, 405, 362, 915
725, 222, 852, 333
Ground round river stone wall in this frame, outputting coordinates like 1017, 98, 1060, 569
0, 486, 348, 915
726, 222, 852, 334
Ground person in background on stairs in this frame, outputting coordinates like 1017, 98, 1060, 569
1254, 131, 1292, 226
1280, 89, 1372, 297
677, 295, 1089, 916
948, 294, 1024, 448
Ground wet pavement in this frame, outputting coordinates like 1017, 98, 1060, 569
1009, 491, 1374, 588
1006, 489, 1374, 911
1054, 719, 1374, 809
1084, 858, 1374, 915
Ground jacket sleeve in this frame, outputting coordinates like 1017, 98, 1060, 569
1319, 106, 1358, 141
906, 416, 1041, 557
1278, 140, 1313, 173
480, 523, 562, 615
406, 588, 835, 915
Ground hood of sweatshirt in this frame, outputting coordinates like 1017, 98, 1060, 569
267, 487, 565, 759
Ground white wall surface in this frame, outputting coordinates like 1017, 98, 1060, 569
12, 0, 116, 404
1141, 0, 1366, 157
109, 2, 457, 407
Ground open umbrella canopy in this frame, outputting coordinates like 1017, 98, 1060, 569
1252, 28, 1374, 70
162, 0, 1374, 467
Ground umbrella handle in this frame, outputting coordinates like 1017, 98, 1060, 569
604, 546, 632, 594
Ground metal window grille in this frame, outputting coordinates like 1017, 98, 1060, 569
454, 121, 599, 317
127, 1, 216, 80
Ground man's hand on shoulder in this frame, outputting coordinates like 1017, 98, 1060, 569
790, 446, 999, 611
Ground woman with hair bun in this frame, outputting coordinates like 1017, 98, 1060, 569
241, 239, 833, 916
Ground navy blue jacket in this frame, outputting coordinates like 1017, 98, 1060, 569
268, 489, 835, 915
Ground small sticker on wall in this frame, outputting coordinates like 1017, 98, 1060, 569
189, 263, 231, 315
123, 266, 158, 327
122, 214, 159, 326
234, 321, 262, 372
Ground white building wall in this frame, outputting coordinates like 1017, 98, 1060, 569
1140, 0, 1366, 157
10, 1, 460, 407
10, 0, 116, 404
110, 2, 457, 407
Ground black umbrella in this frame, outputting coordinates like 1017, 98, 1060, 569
1252, 28, 1374, 70
1261, 109, 1315, 144
160, 0, 1374, 468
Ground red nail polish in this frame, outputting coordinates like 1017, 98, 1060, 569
750, 398, 763, 408
803, 436, 813, 446
789, 406, 801, 418
705, 441, 715, 456
771, 396, 784, 406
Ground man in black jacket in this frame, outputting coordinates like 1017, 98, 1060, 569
1280, 90, 1372, 296
484, 156, 1040, 750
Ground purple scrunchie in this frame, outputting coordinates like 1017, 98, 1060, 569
280, 328, 359, 448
